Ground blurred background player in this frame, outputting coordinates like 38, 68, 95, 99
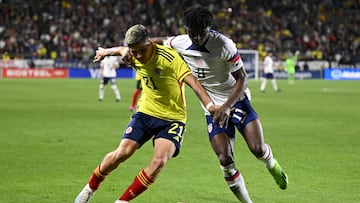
285, 51, 299, 84
260, 51, 280, 92
129, 72, 142, 111
99, 55, 121, 102
75, 24, 216, 203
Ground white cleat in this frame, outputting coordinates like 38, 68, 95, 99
75, 184, 95, 203
114, 200, 129, 203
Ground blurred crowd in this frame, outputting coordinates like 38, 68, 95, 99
1, 0, 359, 66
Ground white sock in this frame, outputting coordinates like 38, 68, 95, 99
271, 79, 278, 91
99, 84, 105, 100
259, 144, 275, 169
111, 85, 121, 100
260, 78, 267, 91
221, 164, 252, 203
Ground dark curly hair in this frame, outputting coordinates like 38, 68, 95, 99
183, 5, 213, 30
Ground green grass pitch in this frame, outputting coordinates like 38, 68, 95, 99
0, 78, 359, 203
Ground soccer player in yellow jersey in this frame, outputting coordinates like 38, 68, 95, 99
75, 24, 216, 203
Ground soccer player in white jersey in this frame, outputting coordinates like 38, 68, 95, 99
155, 5, 288, 202
74, 24, 216, 203
260, 51, 280, 92
99, 55, 121, 102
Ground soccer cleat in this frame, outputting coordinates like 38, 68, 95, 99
75, 184, 95, 203
114, 200, 129, 203
116, 99, 121, 102
268, 159, 288, 190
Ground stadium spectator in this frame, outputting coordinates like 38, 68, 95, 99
98, 55, 121, 102
0, 0, 359, 66
28, 59, 35, 69
154, 5, 288, 202
75, 24, 217, 203
2, 52, 10, 60
260, 51, 280, 92
303, 61, 309, 71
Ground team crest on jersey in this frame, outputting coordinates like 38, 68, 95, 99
207, 123, 213, 133
153, 67, 163, 76
125, 126, 133, 134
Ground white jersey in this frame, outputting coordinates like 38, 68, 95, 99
263, 55, 274, 74
164, 30, 251, 113
100, 56, 120, 77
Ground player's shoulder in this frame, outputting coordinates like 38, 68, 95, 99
208, 30, 238, 55
170, 34, 189, 42
155, 44, 180, 63
209, 30, 234, 44
166, 35, 191, 48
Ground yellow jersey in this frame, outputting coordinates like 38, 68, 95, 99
133, 44, 192, 123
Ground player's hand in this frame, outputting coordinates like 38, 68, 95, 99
93, 47, 107, 62
207, 104, 221, 114
212, 105, 232, 128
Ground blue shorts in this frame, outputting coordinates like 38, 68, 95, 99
123, 112, 186, 157
263, 73, 275, 79
206, 97, 258, 139
101, 77, 116, 85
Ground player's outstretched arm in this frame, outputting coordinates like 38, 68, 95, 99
183, 74, 215, 112
93, 46, 130, 62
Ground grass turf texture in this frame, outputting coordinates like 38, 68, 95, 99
0, 78, 359, 203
